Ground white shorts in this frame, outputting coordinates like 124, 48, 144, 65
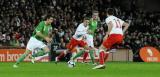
85, 34, 94, 48
26, 37, 46, 52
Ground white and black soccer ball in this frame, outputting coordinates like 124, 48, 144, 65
68, 61, 75, 68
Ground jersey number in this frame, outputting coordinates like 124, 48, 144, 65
114, 19, 122, 28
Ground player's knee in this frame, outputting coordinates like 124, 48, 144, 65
43, 47, 50, 53
25, 49, 31, 54
64, 50, 68, 54
99, 45, 107, 52
99, 45, 105, 49
90, 47, 95, 51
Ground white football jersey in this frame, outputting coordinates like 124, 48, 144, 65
105, 16, 124, 35
73, 23, 89, 40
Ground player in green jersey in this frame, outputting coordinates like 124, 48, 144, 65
13, 15, 54, 68
83, 11, 99, 64
75, 11, 100, 65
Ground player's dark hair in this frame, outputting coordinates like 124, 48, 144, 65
83, 16, 90, 20
45, 14, 53, 20
107, 8, 114, 15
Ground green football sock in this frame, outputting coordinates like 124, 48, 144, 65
72, 49, 85, 60
32, 49, 49, 57
89, 50, 95, 64
15, 50, 31, 65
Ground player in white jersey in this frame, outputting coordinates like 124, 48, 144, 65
81, 11, 100, 65
92, 8, 129, 69
55, 17, 94, 63
72, 23, 89, 41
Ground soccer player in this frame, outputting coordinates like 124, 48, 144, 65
13, 15, 54, 68
55, 17, 94, 63
92, 8, 129, 69
81, 11, 100, 64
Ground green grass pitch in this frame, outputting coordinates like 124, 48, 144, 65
0, 62, 160, 77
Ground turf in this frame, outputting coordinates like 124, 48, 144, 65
0, 62, 160, 77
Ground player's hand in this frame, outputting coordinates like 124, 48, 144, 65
87, 30, 93, 34
82, 35, 87, 40
45, 37, 52, 43
103, 35, 108, 41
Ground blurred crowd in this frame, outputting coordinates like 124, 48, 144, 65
0, 0, 159, 52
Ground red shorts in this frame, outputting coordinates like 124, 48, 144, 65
66, 38, 87, 52
102, 34, 123, 49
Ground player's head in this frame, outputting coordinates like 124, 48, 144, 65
45, 15, 54, 24
107, 8, 114, 16
83, 17, 90, 27
92, 10, 99, 20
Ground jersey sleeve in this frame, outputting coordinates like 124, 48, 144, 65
89, 19, 92, 26
105, 17, 111, 24
49, 25, 53, 31
35, 21, 44, 32
48, 26, 53, 34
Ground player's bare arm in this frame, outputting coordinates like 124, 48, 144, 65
87, 30, 93, 34
103, 21, 113, 40
36, 32, 52, 43
122, 22, 129, 33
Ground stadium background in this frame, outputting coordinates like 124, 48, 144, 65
0, 0, 159, 62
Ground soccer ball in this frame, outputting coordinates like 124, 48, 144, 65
68, 61, 75, 68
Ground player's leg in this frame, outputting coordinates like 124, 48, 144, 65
55, 50, 67, 62
104, 52, 109, 62
55, 47, 76, 62
93, 34, 123, 69
83, 34, 95, 64
31, 38, 49, 57
103, 35, 123, 62
32, 46, 49, 57
82, 51, 89, 63
92, 45, 107, 69
71, 49, 85, 60
89, 48, 95, 64
56, 38, 77, 62
55, 43, 70, 62
29, 37, 50, 63
13, 37, 35, 67
31, 45, 50, 63
92, 35, 113, 69
71, 45, 94, 61
13, 49, 31, 68
82, 34, 90, 62
70, 40, 88, 61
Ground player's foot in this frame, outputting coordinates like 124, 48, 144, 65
92, 64, 105, 69
92, 63, 97, 66
55, 57, 59, 64
81, 61, 88, 63
31, 57, 35, 64
13, 64, 18, 68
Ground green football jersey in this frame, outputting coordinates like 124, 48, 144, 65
32, 21, 52, 41
89, 18, 98, 36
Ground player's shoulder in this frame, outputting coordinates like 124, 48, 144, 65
106, 16, 117, 20
36, 21, 45, 27
106, 16, 121, 22
38, 21, 45, 25
77, 23, 84, 28
39, 21, 45, 23
78, 23, 85, 27
105, 16, 114, 23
